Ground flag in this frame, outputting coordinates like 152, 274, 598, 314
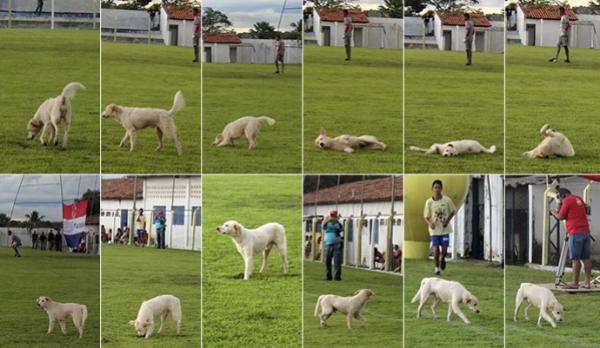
63, 199, 89, 249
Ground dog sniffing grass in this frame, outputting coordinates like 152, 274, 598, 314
304, 46, 402, 173
0, 247, 99, 347
202, 176, 302, 346
0, 29, 99, 173
304, 261, 402, 347
102, 42, 200, 173
101, 244, 200, 347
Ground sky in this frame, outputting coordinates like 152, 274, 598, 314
204, 0, 302, 32
0, 175, 99, 222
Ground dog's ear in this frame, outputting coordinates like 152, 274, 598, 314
143, 320, 151, 327
28, 119, 41, 128
353, 289, 360, 295
447, 144, 454, 148
319, 127, 326, 136
368, 289, 375, 297
128, 320, 136, 326
213, 134, 223, 144
233, 223, 241, 236
109, 104, 122, 115
462, 293, 472, 304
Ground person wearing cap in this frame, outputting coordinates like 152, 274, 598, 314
154, 210, 167, 249
323, 210, 344, 281
551, 188, 593, 289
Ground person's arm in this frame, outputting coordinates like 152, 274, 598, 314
423, 200, 436, 230
443, 199, 457, 226
552, 201, 567, 220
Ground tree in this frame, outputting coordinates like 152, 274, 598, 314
0, 213, 11, 227
517, 0, 551, 5
304, 0, 356, 7
290, 19, 303, 33
379, 0, 403, 18
249, 21, 276, 39
78, 189, 100, 217
24, 211, 45, 231
589, 0, 600, 10
202, 7, 232, 33
423, 0, 480, 11
101, 0, 152, 9
405, 0, 428, 15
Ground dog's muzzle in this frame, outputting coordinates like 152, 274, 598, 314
319, 142, 325, 148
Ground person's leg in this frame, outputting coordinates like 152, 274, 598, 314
564, 45, 570, 62
582, 234, 592, 286
274, 57, 280, 73
432, 241, 440, 274
334, 244, 342, 280
13, 246, 21, 257
325, 245, 333, 280
441, 245, 448, 270
550, 42, 561, 61
572, 259, 581, 285
161, 230, 166, 248
281, 57, 285, 74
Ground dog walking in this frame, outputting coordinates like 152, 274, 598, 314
274, 34, 285, 74
464, 13, 475, 66
424, 180, 456, 275
323, 210, 343, 281
343, 9, 353, 61
8, 230, 22, 257
192, 7, 201, 63
549, 6, 571, 63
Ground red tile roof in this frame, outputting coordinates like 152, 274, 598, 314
438, 12, 491, 27
520, 5, 577, 20
317, 8, 369, 24
164, 6, 196, 21
202, 32, 242, 44
304, 177, 403, 205
101, 178, 143, 200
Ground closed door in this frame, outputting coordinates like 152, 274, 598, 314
322, 26, 331, 46
443, 30, 452, 50
169, 24, 178, 46
354, 27, 363, 47
526, 24, 535, 46
229, 46, 237, 63
204, 46, 212, 62
475, 31, 485, 51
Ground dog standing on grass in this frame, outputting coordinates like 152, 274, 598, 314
36, 296, 87, 338
27, 82, 86, 148
411, 277, 480, 324
129, 295, 182, 339
212, 116, 276, 149
514, 283, 564, 328
314, 289, 374, 329
102, 91, 185, 155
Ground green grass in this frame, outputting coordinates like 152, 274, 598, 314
404, 259, 503, 347
506, 46, 600, 173
0, 29, 99, 173
405, 49, 503, 174
101, 42, 200, 173
303, 261, 402, 347
202, 64, 301, 173
202, 176, 302, 346
304, 46, 402, 173
0, 247, 99, 347
506, 265, 600, 347
101, 244, 201, 347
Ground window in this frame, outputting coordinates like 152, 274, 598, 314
191, 206, 201, 226
172, 206, 185, 225
373, 220, 379, 244
346, 220, 353, 242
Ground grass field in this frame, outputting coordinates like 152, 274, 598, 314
506, 265, 600, 347
405, 49, 503, 174
102, 42, 200, 173
202, 63, 301, 173
404, 259, 503, 347
303, 261, 402, 347
304, 46, 402, 173
202, 176, 302, 346
0, 29, 99, 173
506, 46, 600, 173
0, 248, 99, 347
101, 244, 200, 347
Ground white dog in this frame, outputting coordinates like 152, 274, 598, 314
409, 140, 496, 157
411, 277, 480, 324
523, 124, 575, 158
212, 116, 276, 149
314, 289, 374, 329
315, 128, 387, 153
129, 294, 182, 338
514, 283, 563, 328
36, 296, 87, 338
216, 220, 288, 280
27, 82, 86, 148
102, 91, 185, 155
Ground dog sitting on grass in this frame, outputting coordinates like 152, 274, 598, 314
523, 124, 575, 158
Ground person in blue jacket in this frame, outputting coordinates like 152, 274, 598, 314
323, 210, 344, 281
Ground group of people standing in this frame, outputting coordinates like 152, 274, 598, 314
134, 208, 167, 249
32, 229, 63, 252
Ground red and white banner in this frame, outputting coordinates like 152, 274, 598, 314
62, 200, 89, 248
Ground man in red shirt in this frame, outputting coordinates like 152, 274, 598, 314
551, 188, 593, 289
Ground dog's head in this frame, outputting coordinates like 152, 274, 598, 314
102, 104, 122, 118
216, 220, 242, 237
27, 119, 43, 139
354, 289, 375, 298
36, 296, 51, 309
548, 301, 563, 322
462, 293, 480, 314
315, 128, 330, 149
212, 133, 224, 146
442, 144, 458, 157
128, 319, 150, 337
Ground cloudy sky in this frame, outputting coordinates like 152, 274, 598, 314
0, 175, 99, 222
204, 0, 302, 32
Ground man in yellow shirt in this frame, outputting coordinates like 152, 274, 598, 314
135, 208, 146, 244
424, 180, 456, 275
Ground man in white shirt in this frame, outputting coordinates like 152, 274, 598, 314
343, 9, 353, 61
464, 13, 475, 66
549, 6, 571, 63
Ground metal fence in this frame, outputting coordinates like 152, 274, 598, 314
0, 227, 99, 255
0, 0, 100, 29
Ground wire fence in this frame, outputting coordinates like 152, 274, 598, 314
0, 0, 100, 29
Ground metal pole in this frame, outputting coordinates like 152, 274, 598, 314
385, 176, 395, 271
130, 176, 138, 245
311, 176, 320, 260
8, 175, 24, 222
191, 208, 199, 251
93, 0, 97, 29
51, 0, 54, 30
8, 0, 12, 29
169, 176, 176, 248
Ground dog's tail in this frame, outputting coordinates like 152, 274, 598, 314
410, 288, 421, 304
257, 116, 276, 126
314, 296, 323, 316
169, 91, 186, 116
409, 145, 428, 152
81, 304, 88, 328
487, 145, 497, 154
61, 82, 86, 100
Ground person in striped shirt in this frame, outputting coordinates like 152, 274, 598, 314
464, 13, 475, 66
274, 34, 285, 74
549, 6, 571, 63
343, 9, 353, 61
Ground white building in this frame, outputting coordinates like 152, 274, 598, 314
303, 177, 403, 271
160, 5, 196, 46
100, 176, 201, 251
202, 33, 302, 64
202, 32, 242, 63
434, 11, 503, 52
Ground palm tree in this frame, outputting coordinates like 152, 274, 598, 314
0, 213, 11, 227
25, 211, 45, 231
290, 19, 302, 33
249, 21, 277, 39
379, 0, 403, 18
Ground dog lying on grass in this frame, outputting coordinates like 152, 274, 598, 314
314, 128, 387, 153
314, 289, 374, 329
129, 295, 182, 339
36, 296, 87, 338
411, 277, 480, 324
409, 140, 496, 157
27, 82, 86, 148
514, 283, 563, 328
523, 124, 575, 158
212, 116, 276, 149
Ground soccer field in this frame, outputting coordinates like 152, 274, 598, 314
404, 259, 503, 347
0, 29, 99, 173
404, 49, 504, 174
202, 63, 302, 173
101, 244, 200, 347
303, 261, 402, 347
101, 42, 201, 173
0, 247, 99, 347
506, 46, 600, 173
304, 46, 402, 173
506, 265, 600, 347
202, 175, 302, 346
